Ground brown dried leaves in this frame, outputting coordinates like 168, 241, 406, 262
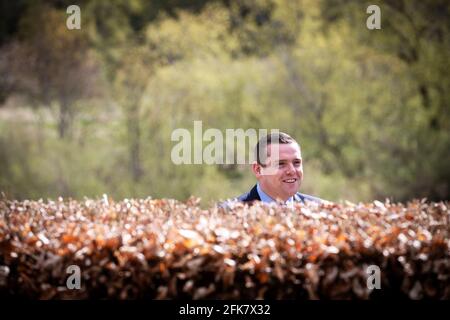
0, 198, 449, 299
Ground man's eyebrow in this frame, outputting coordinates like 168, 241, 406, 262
274, 157, 302, 163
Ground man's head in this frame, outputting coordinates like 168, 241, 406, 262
252, 132, 303, 202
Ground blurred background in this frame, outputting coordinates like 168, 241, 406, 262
0, 0, 448, 205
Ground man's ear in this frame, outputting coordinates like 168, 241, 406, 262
252, 162, 262, 178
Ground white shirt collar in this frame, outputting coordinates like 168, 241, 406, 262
256, 183, 294, 208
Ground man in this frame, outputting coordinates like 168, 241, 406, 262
232, 132, 321, 206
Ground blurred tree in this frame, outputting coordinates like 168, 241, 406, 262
0, 0, 448, 202
83, 0, 152, 185
113, 46, 151, 184
0, 3, 100, 138
0, 0, 28, 46
318, 0, 450, 200
225, 0, 300, 57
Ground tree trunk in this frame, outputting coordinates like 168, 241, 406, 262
58, 100, 71, 139
127, 108, 143, 183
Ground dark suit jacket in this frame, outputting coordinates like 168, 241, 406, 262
236, 185, 322, 205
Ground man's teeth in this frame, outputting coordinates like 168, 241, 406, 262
284, 179, 296, 183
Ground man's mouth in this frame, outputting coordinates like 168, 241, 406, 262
282, 178, 297, 184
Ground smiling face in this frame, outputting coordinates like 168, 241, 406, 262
252, 142, 303, 202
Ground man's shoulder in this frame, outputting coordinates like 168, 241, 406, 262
294, 192, 322, 203
237, 192, 250, 202
237, 185, 260, 203
218, 186, 322, 209
217, 185, 259, 209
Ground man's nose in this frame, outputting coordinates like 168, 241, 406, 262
285, 163, 295, 174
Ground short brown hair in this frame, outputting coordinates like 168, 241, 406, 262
255, 132, 297, 165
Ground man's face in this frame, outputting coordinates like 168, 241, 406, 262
253, 142, 303, 202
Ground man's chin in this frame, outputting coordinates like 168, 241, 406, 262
281, 185, 299, 197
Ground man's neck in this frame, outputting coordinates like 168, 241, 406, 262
257, 183, 291, 203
